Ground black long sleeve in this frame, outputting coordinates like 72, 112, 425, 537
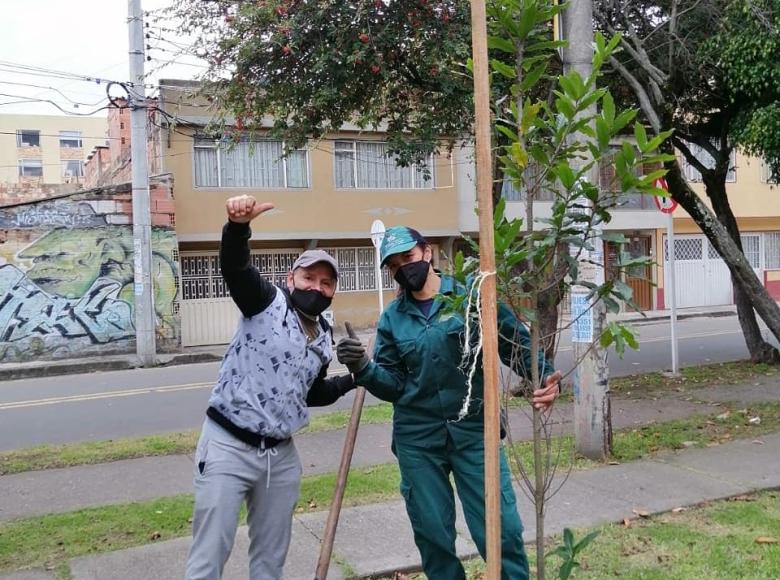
220, 221, 277, 318
306, 367, 356, 407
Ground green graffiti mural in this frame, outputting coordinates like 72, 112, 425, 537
17, 226, 178, 322
0, 221, 179, 362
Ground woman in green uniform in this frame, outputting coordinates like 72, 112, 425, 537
337, 226, 561, 580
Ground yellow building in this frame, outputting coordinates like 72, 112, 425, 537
156, 80, 463, 345
655, 148, 780, 309
156, 79, 780, 346
0, 114, 108, 185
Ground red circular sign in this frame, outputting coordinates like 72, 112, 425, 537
653, 178, 678, 214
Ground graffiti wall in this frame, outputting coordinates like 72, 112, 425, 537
0, 175, 180, 362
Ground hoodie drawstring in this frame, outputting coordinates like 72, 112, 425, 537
257, 440, 278, 489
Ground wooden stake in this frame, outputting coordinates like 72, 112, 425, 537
314, 322, 366, 579
469, 1, 502, 577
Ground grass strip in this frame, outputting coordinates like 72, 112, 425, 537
0, 463, 400, 575
610, 359, 778, 397
0, 403, 395, 476
450, 491, 780, 579
506, 401, 780, 471
3, 403, 779, 575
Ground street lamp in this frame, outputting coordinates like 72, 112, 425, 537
370, 219, 386, 313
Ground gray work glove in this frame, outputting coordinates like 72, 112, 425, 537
336, 337, 369, 374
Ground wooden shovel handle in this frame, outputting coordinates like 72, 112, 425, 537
314, 322, 366, 579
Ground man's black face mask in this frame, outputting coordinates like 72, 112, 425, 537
394, 260, 430, 292
291, 288, 332, 317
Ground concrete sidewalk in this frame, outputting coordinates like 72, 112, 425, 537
6, 432, 779, 580
2, 379, 777, 521
7, 379, 775, 522
0, 304, 739, 382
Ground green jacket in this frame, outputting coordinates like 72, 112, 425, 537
356, 275, 554, 449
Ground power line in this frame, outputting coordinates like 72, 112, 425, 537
0, 93, 110, 116
0, 81, 109, 107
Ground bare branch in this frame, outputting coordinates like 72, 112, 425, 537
608, 56, 662, 133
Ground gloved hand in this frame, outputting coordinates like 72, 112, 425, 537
336, 337, 369, 374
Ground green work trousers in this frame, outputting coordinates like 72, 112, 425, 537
395, 437, 529, 580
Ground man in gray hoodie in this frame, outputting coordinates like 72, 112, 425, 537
186, 195, 356, 580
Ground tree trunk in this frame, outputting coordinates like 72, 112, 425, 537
537, 242, 569, 361
664, 160, 780, 353
703, 174, 780, 364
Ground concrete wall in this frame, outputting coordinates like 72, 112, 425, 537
0, 175, 180, 362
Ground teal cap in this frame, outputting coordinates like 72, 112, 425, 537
380, 226, 426, 267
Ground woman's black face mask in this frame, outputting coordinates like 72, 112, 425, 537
291, 288, 332, 317
394, 260, 430, 292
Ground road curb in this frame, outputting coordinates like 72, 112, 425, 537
0, 352, 223, 382
0, 310, 736, 381
625, 309, 736, 326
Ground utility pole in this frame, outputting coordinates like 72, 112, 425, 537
128, 0, 156, 366
562, 0, 612, 459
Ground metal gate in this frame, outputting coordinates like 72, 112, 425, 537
664, 235, 732, 308
179, 250, 299, 347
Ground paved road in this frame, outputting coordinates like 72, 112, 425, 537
0, 314, 775, 451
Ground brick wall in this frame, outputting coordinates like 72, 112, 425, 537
0, 181, 83, 207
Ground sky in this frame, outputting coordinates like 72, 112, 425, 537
0, 0, 204, 117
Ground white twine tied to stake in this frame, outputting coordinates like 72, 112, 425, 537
455, 269, 496, 422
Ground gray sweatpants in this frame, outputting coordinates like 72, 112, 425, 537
185, 418, 302, 580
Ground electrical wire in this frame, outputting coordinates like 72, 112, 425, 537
0, 93, 110, 116
0, 81, 108, 107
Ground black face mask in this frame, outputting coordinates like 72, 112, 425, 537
291, 288, 332, 317
394, 260, 430, 292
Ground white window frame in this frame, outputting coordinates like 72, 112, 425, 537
334, 140, 434, 190
18, 159, 43, 178
62, 160, 84, 178
761, 160, 778, 184
59, 130, 83, 148
681, 141, 736, 183
764, 232, 780, 269
192, 138, 310, 189
321, 247, 395, 293
16, 129, 40, 147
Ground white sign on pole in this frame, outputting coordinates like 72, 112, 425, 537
370, 220, 386, 314
570, 292, 593, 343
654, 178, 679, 375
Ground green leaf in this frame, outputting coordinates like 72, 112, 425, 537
634, 122, 648, 150
613, 279, 634, 302
614, 109, 637, 132
487, 35, 515, 54
574, 530, 600, 554
621, 325, 639, 350
559, 560, 575, 580
602, 92, 615, 123
493, 197, 507, 228
546, 545, 570, 559
595, 118, 610, 150
510, 142, 528, 169
520, 61, 548, 92
517, 2, 540, 39
495, 124, 517, 143
644, 128, 675, 153
563, 527, 574, 549
491, 59, 516, 79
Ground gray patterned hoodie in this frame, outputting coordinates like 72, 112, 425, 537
206, 221, 354, 440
